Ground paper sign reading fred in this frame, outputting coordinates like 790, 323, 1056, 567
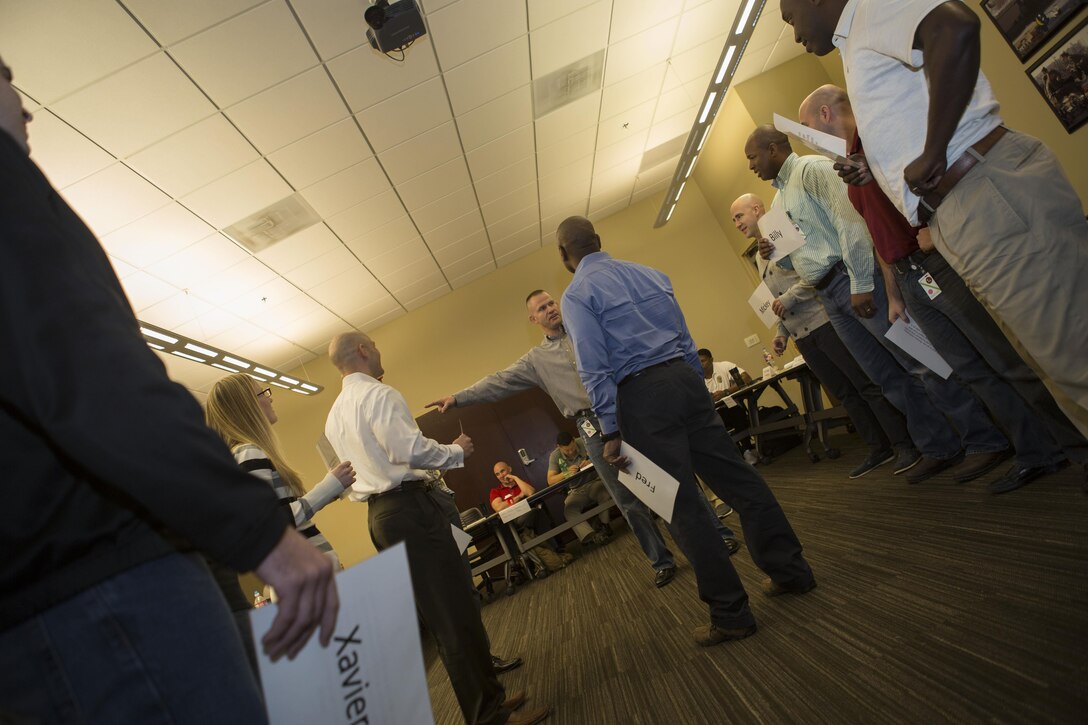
757, 205, 806, 262
252, 543, 434, 725
616, 443, 680, 524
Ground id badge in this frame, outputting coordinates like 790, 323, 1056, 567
580, 417, 599, 438
919, 272, 942, 300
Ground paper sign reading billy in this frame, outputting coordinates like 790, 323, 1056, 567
747, 282, 779, 328
497, 498, 531, 523
616, 443, 680, 524
884, 318, 953, 379
757, 205, 806, 262
773, 113, 848, 160
252, 544, 434, 725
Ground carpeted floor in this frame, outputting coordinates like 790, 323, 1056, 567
424, 434, 1088, 724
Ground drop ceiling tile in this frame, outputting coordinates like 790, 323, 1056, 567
140, 292, 214, 330
732, 39, 774, 85
540, 190, 588, 222
609, 0, 685, 43
403, 285, 450, 312
182, 160, 293, 229
393, 275, 447, 307
109, 256, 139, 279
347, 296, 404, 330
61, 164, 171, 237
309, 268, 386, 312
225, 67, 348, 154
603, 18, 679, 87
228, 278, 306, 320
466, 124, 534, 180
424, 210, 487, 250
486, 205, 539, 242
588, 196, 633, 221
491, 222, 540, 255
536, 126, 596, 176
16, 88, 41, 114
410, 186, 480, 233
126, 115, 259, 198
289, 0, 372, 59
763, 38, 806, 72
276, 307, 344, 346
124, 0, 267, 46
456, 84, 533, 152
428, 0, 527, 70
188, 256, 280, 305
356, 77, 452, 152
379, 121, 462, 185
360, 235, 432, 277
444, 37, 529, 116
441, 247, 494, 280
327, 39, 440, 113
148, 233, 250, 288
600, 64, 666, 119
27, 111, 114, 189
632, 176, 669, 203
345, 216, 422, 262
397, 157, 472, 210
535, 91, 601, 149
593, 130, 649, 173
496, 241, 538, 267
325, 190, 408, 241
267, 118, 372, 190
170, 2, 318, 107
2, 0, 158, 103
635, 159, 676, 190
538, 156, 593, 201
450, 261, 495, 289
100, 203, 216, 268
647, 108, 698, 149
749, 12, 784, 51
675, 0, 738, 52
598, 98, 656, 147
671, 33, 730, 85
51, 53, 215, 158
474, 158, 536, 205
527, 0, 583, 30
481, 183, 537, 226
383, 257, 443, 291
231, 334, 304, 366
530, 0, 611, 79
300, 158, 391, 218
204, 319, 267, 354
591, 157, 639, 202
120, 271, 177, 312
282, 246, 363, 289
256, 223, 342, 273
433, 235, 489, 266
654, 85, 701, 126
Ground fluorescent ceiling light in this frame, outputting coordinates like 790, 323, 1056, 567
715, 46, 737, 84
735, 0, 757, 33
147, 342, 165, 350
223, 356, 251, 369
685, 158, 698, 178
697, 127, 711, 151
248, 374, 268, 382
254, 367, 277, 377
280, 375, 299, 385
699, 92, 717, 123
675, 182, 686, 201
292, 389, 311, 395
212, 363, 239, 373
171, 351, 205, 363
666, 204, 676, 221
269, 381, 290, 389
184, 342, 218, 358
300, 383, 319, 392
141, 327, 178, 344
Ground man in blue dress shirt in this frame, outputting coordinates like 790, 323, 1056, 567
557, 216, 816, 646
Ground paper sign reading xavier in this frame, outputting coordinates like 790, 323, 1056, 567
616, 443, 680, 524
252, 543, 434, 725
757, 205, 806, 262
884, 318, 953, 379
773, 112, 848, 160
747, 282, 779, 328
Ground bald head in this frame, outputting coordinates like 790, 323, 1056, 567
747, 125, 790, 151
556, 215, 601, 273
729, 193, 767, 239
798, 84, 854, 138
744, 125, 792, 181
328, 331, 382, 378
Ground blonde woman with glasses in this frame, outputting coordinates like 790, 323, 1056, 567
206, 374, 355, 571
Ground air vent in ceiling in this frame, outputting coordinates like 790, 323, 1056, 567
639, 133, 687, 174
533, 49, 606, 119
222, 193, 322, 253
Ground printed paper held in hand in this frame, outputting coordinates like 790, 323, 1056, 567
450, 524, 473, 554
616, 443, 680, 524
748, 282, 779, 328
773, 113, 847, 160
757, 205, 806, 262
884, 318, 952, 379
252, 543, 434, 725
498, 498, 531, 523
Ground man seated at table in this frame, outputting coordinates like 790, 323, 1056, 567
699, 348, 755, 459
490, 461, 571, 571
547, 432, 615, 547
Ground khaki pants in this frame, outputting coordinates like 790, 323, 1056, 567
564, 479, 613, 542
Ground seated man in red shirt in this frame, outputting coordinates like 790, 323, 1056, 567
490, 461, 571, 571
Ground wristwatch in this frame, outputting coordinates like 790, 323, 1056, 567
600, 430, 621, 442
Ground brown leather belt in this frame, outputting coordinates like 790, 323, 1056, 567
917, 126, 1007, 224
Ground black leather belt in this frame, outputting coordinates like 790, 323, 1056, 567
917, 126, 1007, 224
890, 249, 935, 276
813, 261, 847, 291
572, 409, 595, 419
618, 357, 685, 387
370, 479, 433, 500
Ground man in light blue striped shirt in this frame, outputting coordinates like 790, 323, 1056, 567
744, 125, 1009, 484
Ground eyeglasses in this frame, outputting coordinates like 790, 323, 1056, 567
256, 388, 272, 399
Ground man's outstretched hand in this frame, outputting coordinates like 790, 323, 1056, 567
425, 395, 456, 413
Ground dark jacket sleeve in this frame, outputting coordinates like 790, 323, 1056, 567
0, 133, 287, 573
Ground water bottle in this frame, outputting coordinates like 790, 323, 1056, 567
761, 347, 778, 374
253, 590, 265, 608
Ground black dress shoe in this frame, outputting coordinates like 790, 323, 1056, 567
988, 460, 1068, 495
492, 655, 524, 674
723, 537, 741, 556
654, 566, 676, 588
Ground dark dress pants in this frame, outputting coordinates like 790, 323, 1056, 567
793, 322, 912, 452
369, 488, 505, 725
616, 362, 813, 629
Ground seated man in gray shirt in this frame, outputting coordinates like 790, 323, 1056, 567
547, 432, 614, 546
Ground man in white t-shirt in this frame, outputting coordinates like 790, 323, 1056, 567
697, 349, 754, 458
777, 0, 1088, 459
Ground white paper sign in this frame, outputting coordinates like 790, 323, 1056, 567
252, 544, 433, 725
773, 112, 848, 160
450, 524, 473, 554
316, 434, 341, 469
616, 443, 680, 524
497, 498, 531, 523
747, 282, 779, 328
884, 318, 953, 379
757, 205, 806, 262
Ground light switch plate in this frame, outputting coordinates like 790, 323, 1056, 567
744, 334, 760, 348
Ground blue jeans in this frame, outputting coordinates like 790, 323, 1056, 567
817, 269, 1007, 459
0, 553, 266, 725
579, 415, 734, 572
893, 251, 1074, 468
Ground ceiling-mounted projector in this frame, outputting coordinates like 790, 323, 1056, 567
365, 0, 426, 54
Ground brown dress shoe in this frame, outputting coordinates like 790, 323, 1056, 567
950, 449, 1013, 483
692, 623, 757, 646
502, 690, 526, 711
905, 452, 964, 484
506, 704, 551, 725
762, 577, 817, 597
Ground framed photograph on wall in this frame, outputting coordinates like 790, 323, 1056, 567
1026, 16, 1088, 133
981, 0, 1085, 61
